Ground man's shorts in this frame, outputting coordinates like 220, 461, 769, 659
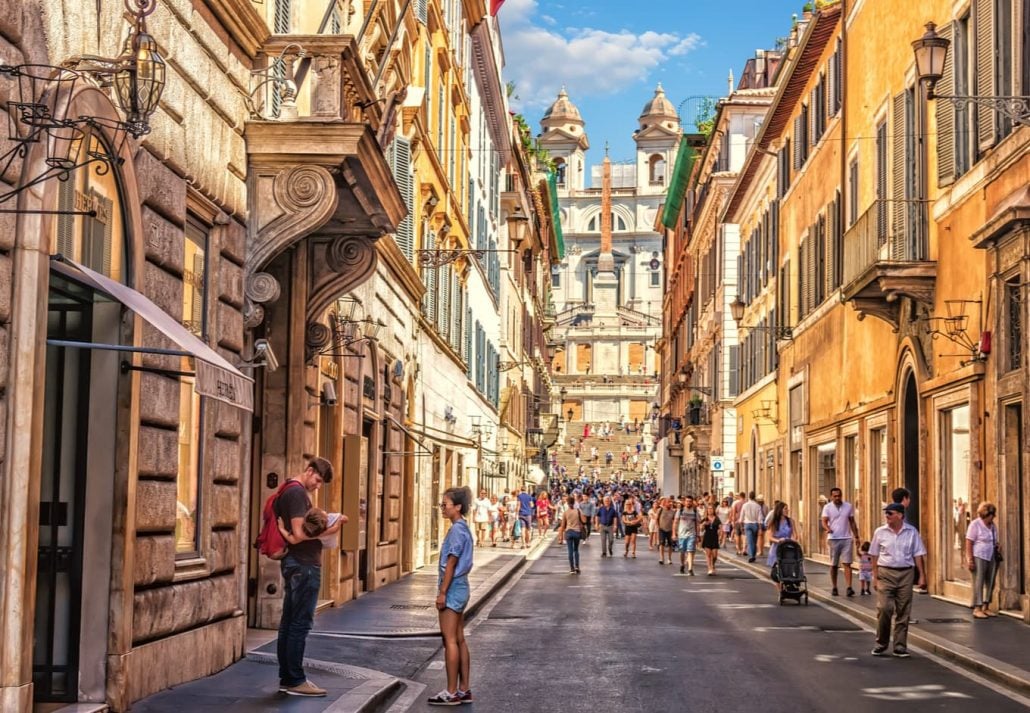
734, 523, 743, 536
443, 575, 470, 613
678, 534, 697, 553
659, 529, 674, 547
829, 538, 854, 566
519, 515, 532, 532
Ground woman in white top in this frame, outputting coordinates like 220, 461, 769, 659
965, 501, 1001, 619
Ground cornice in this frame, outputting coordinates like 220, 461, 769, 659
377, 236, 427, 303
203, 0, 269, 59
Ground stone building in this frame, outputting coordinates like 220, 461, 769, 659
540, 87, 675, 485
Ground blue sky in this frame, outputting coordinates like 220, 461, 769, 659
499, 0, 803, 171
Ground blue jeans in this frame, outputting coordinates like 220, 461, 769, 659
277, 558, 321, 687
745, 524, 759, 559
565, 530, 582, 570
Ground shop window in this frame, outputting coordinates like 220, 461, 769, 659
176, 218, 208, 556
1006, 276, 1022, 372
844, 434, 859, 520
943, 404, 972, 583
814, 443, 837, 556
870, 427, 888, 510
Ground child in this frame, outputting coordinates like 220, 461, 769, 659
858, 540, 873, 595
302, 508, 329, 538
429, 486, 474, 706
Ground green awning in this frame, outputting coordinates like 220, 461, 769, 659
660, 139, 697, 229
547, 170, 565, 259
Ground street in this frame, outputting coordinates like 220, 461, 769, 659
398, 536, 1029, 712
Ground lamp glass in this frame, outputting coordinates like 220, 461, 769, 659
114, 30, 166, 136
912, 22, 949, 85
730, 296, 745, 322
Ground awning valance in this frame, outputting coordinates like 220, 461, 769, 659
53, 257, 254, 412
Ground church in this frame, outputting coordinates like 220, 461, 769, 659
541, 86, 680, 457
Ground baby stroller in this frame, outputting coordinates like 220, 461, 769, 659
772, 540, 808, 605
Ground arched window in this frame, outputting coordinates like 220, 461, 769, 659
614, 214, 627, 231
554, 158, 567, 187
649, 154, 665, 185
586, 212, 627, 232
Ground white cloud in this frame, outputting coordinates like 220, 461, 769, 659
500, 0, 703, 109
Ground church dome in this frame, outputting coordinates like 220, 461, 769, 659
542, 88, 584, 127
638, 84, 680, 128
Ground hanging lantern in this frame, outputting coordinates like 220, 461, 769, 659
113, 0, 166, 137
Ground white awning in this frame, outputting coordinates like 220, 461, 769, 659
55, 258, 254, 412
526, 464, 546, 485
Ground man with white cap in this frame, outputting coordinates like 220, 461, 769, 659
869, 502, 926, 658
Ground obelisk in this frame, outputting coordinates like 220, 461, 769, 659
593, 148, 618, 316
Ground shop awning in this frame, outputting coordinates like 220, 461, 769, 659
660, 139, 697, 229
51, 257, 254, 412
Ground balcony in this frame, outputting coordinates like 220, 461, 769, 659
841, 201, 935, 330
681, 402, 712, 452
245, 35, 406, 285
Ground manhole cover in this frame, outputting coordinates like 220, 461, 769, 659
924, 617, 966, 624
390, 604, 432, 610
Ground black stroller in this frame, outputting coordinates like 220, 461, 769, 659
772, 539, 808, 605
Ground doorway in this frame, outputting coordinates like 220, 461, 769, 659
901, 372, 920, 528
1004, 402, 1025, 612
358, 419, 373, 592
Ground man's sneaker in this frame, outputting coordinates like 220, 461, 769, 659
846, 587, 855, 597
688, 569, 695, 576
892, 646, 911, 658
871, 645, 889, 657
831, 588, 839, 596
456, 688, 473, 704
427, 689, 462, 706
680, 565, 686, 574
285, 680, 327, 697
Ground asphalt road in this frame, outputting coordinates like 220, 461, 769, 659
398, 536, 1029, 713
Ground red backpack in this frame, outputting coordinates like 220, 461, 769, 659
255, 480, 304, 559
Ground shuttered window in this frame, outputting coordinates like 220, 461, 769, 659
778, 140, 791, 197
423, 230, 438, 319
417, 0, 428, 24
936, 23, 957, 186
831, 190, 843, 290
847, 158, 859, 227
392, 137, 414, 260
875, 119, 888, 247
728, 344, 739, 397
779, 259, 790, 334
465, 306, 473, 378
974, 0, 998, 152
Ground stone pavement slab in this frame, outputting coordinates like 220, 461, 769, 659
733, 551, 1030, 696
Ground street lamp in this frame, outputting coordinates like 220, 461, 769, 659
730, 295, 794, 340
567, 407, 574, 422
912, 22, 1030, 125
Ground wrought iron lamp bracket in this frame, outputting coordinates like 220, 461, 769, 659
931, 93, 1030, 126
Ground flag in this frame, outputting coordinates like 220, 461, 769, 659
490, 0, 505, 15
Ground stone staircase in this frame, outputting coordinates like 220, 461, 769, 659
552, 421, 657, 481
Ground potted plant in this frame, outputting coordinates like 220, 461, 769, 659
687, 396, 703, 425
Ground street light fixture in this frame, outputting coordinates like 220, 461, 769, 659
730, 295, 794, 340
912, 22, 1030, 125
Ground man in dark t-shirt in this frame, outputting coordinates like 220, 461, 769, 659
275, 457, 344, 697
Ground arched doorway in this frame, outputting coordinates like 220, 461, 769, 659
901, 371, 921, 528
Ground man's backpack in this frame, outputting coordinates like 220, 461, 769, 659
255, 480, 304, 559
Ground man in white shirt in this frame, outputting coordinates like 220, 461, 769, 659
869, 503, 927, 658
472, 490, 492, 547
821, 487, 861, 597
740, 492, 763, 562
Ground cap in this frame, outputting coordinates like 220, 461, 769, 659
756, 494, 765, 502
884, 503, 905, 514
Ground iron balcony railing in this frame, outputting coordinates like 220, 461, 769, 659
843, 200, 928, 286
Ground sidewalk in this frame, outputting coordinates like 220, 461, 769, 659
131, 537, 548, 713
732, 551, 1030, 696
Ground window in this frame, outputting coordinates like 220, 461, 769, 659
648, 154, 666, 184
1006, 277, 1023, 372
942, 404, 972, 583
870, 427, 888, 510
844, 434, 859, 518
875, 119, 888, 246
814, 443, 837, 556
551, 270, 561, 288
650, 270, 660, 287
554, 159, 567, 187
847, 157, 858, 227
176, 218, 208, 556
777, 139, 791, 197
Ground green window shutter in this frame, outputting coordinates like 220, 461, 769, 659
974, 0, 997, 152
936, 23, 957, 186
891, 91, 907, 260
392, 137, 414, 260
56, 178, 75, 258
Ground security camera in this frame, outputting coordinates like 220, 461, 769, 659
254, 339, 279, 372
321, 381, 338, 407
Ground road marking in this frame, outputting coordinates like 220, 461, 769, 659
681, 588, 738, 593
427, 661, 445, 670
862, 684, 971, 700
717, 603, 775, 609
815, 653, 859, 662
568, 585, 596, 588
641, 666, 663, 673
753, 625, 818, 632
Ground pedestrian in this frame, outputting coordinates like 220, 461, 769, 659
516, 487, 535, 547
731, 491, 746, 555
488, 495, 500, 547
674, 495, 700, 575
472, 490, 491, 547
821, 487, 861, 597
891, 487, 927, 594
428, 487, 475, 706
716, 497, 732, 548
505, 493, 518, 547
622, 497, 642, 557
756, 495, 768, 557
858, 541, 873, 595
700, 507, 722, 576
657, 497, 676, 566
965, 501, 1001, 619
558, 495, 586, 574
870, 503, 926, 658
274, 457, 343, 697
595, 495, 619, 557
647, 500, 660, 550
579, 492, 596, 542
741, 491, 763, 562
536, 490, 552, 537
766, 502, 795, 593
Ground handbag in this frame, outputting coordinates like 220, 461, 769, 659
992, 524, 1003, 563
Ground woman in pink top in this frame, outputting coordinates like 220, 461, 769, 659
536, 492, 552, 536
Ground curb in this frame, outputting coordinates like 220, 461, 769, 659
463, 533, 552, 622
731, 558, 1030, 697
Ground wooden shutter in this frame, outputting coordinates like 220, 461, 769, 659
832, 189, 843, 289
424, 230, 437, 319
779, 259, 790, 332
875, 121, 888, 247
935, 23, 957, 186
793, 116, 803, 170
56, 178, 75, 258
772, 199, 780, 269
891, 91, 907, 259
465, 306, 473, 377
417, 0, 428, 24
797, 238, 807, 316
806, 233, 816, 314
974, 0, 997, 151
392, 137, 414, 260
273, 0, 291, 32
